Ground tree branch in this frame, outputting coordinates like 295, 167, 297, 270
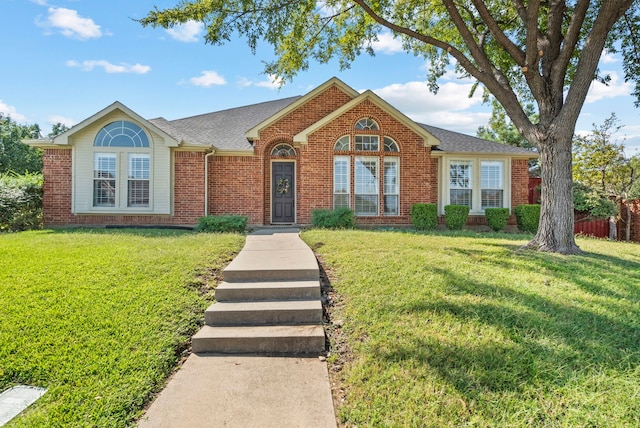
471, 0, 525, 65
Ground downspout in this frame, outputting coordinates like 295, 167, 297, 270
204, 147, 216, 216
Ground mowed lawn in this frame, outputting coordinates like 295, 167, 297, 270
0, 229, 244, 427
301, 230, 640, 427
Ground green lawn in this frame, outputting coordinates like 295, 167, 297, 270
0, 229, 244, 427
301, 230, 640, 427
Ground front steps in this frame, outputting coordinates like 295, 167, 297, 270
191, 231, 326, 355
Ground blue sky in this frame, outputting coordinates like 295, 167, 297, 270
2, 0, 639, 156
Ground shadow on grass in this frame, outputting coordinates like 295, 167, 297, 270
372, 250, 640, 400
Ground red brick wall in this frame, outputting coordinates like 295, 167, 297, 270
208, 155, 263, 224
42, 149, 73, 226
173, 151, 206, 224
511, 159, 530, 209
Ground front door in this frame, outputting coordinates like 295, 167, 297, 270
272, 162, 295, 223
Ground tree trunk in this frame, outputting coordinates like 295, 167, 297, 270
609, 215, 617, 241
524, 133, 582, 254
625, 201, 631, 242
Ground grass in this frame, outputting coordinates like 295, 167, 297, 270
301, 229, 640, 427
0, 228, 244, 427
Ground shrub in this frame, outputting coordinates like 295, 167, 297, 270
514, 204, 541, 233
484, 208, 510, 232
311, 207, 355, 229
0, 172, 43, 232
195, 215, 247, 233
410, 203, 438, 230
444, 204, 470, 230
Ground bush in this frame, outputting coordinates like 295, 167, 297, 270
484, 208, 510, 232
0, 172, 43, 232
444, 204, 470, 230
410, 203, 438, 230
195, 215, 247, 233
311, 207, 355, 229
513, 204, 541, 233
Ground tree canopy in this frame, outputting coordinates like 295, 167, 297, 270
141, 1, 640, 254
0, 114, 42, 174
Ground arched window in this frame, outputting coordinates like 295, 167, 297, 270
94, 121, 149, 147
334, 136, 350, 151
383, 137, 399, 152
355, 118, 379, 130
93, 121, 151, 209
271, 144, 296, 157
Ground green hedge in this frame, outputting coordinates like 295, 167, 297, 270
484, 207, 510, 232
195, 215, 248, 233
0, 172, 43, 232
513, 204, 540, 233
410, 203, 438, 230
311, 207, 355, 229
444, 204, 470, 230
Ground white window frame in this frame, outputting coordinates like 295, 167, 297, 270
383, 157, 399, 216
354, 156, 379, 216
481, 160, 504, 210
128, 153, 150, 207
333, 156, 350, 209
93, 153, 117, 207
443, 158, 511, 214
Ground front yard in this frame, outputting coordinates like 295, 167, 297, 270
301, 230, 640, 427
0, 229, 244, 427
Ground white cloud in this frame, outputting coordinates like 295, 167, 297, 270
371, 31, 404, 54
237, 75, 283, 89
0, 100, 27, 122
38, 7, 102, 40
48, 115, 76, 128
166, 21, 203, 42
189, 70, 226, 87
66, 60, 151, 74
600, 50, 619, 64
30, 0, 49, 5
373, 80, 491, 134
585, 71, 632, 104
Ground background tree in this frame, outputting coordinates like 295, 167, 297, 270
573, 113, 640, 240
0, 114, 42, 174
140, 1, 640, 254
48, 122, 70, 139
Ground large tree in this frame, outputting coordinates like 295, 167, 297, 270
140, 0, 640, 254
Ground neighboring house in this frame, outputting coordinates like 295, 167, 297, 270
26, 77, 537, 228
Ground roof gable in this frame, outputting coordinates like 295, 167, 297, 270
293, 90, 440, 147
51, 101, 179, 147
245, 77, 360, 141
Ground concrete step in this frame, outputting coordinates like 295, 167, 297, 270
222, 249, 319, 282
204, 300, 323, 326
215, 280, 321, 302
191, 325, 326, 355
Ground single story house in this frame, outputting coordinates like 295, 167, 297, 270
27, 77, 537, 228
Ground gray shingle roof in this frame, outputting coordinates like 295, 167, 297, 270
149, 97, 301, 151
420, 123, 537, 155
149, 95, 537, 157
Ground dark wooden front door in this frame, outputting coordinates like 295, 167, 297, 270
272, 162, 295, 223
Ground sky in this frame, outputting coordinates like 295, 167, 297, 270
2, 0, 639, 156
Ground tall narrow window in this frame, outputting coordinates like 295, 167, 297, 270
128, 154, 150, 207
450, 160, 472, 207
355, 157, 378, 216
383, 157, 399, 215
481, 161, 504, 209
94, 153, 116, 207
333, 156, 350, 209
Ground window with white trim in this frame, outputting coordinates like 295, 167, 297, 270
334, 136, 350, 151
481, 161, 504, 209
383, 157, 399, 215
333, 156, 350, 209
128, 154, 150, 207
355, 118, 379, 130
92, 121, 151, 209
449, 160, 472, 207
94, 153, 116, 207
355, 157, 379, 216
355, 135, 379, 151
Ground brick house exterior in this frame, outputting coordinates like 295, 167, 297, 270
27, 77, 536, 228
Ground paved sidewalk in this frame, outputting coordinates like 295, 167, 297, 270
137, 229, 337, 428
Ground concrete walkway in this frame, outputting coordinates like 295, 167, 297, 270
137, 228, 337, 428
